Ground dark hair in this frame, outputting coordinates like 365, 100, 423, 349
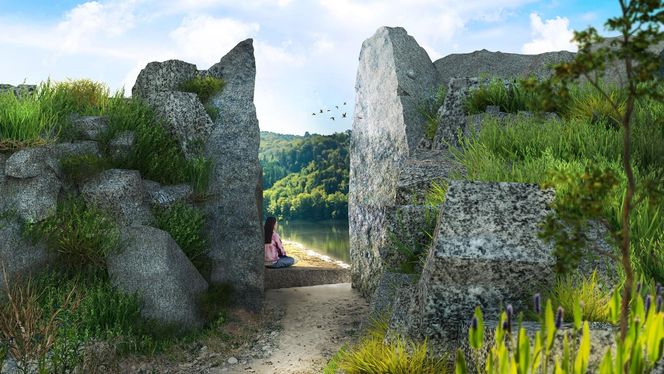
264, 216, 277, 244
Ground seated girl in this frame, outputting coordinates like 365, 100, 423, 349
264, 216, 295, 268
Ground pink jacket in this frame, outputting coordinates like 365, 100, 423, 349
264, 232, 286, 265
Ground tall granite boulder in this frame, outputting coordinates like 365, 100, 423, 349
203, 39, 264, 311
350, 26, 438, 297
132, 60, 213, 159
106, 225, 208, 330
433, 49, 575, 89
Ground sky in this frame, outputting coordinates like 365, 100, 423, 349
0, 0, 621, 135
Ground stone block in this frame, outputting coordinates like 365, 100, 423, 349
71, 116, 109, 141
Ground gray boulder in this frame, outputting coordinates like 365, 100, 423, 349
106, 225, 208, 330
80, 169, 155, 226
143, 91, 213, 158
404, 181, 557, 343
368, 272, 416, 321
0, 217, 51, 292
2, 148, 62, 222
431, 77, 481, 150
434, 49, 575, 89
70, 116, 109, 141
350, 26, 438, 297
203, 39, 264, 311
131, 59, 198, 99
145, 182, 193, 208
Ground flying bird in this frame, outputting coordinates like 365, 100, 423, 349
327, 109, 330, 112
312, 112, 316, 116
320, 109, 323, 113
343, 101, 347, 105
342, 113, 347, 118
335, 105, 339, 109
330, 116, 335, 121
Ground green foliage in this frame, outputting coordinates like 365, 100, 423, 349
417, 84, 447, 141
563, 82, 627, 129
450, 92, 664, 282
546, 271, 611, 323
178, 76, 225, 103
458, 284, 664, 374
0, 86, 58, 151
24, 197, 120, 270
424, 180, 449, 207
464, 78, 540, 115
261, 131, 350, 221
47, 79, 110, 115
387, 205, 437, 274
335, 317, 448, 374
203, 103, 220, 121
155, 202, 209, 263
60, 153, 113, 184
99, 93, 212, 192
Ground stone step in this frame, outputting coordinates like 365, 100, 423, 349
395, 150, 465, 205
264, 266, 350, 289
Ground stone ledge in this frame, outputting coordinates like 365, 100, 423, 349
264, 266, 351, 289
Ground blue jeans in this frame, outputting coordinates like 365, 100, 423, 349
267, 256, 295, 268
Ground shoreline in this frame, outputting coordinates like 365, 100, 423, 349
282, 240, 351, 269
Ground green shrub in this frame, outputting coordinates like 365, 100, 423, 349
545, 271, 611, 323
178, 76, 225, 103
99, 93, 212, 191
562, 82, 626, 129
60, 154, 113, 184
24, 197, 120, 270
155, 202, 208, 262
464, 78, 538, 115
0, 88, 59, 151
336, 317, 448, 373
417, 84, 447, 141
204, 103, 220, 122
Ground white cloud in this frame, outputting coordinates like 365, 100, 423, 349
56, 1, 138, 54
522, 12, 577, 54
170, 15, 260, 66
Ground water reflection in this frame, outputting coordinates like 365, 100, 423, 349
277, 220, 350, 263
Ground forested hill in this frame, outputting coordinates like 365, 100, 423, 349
260, 130, 350, 221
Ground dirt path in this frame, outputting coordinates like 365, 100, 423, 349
216, 283, 368, 374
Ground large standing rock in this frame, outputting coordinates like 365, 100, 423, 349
80, 169, 155, 226
106, 225, 208, 330
203, 39, 264, 311
398, 181, 557, 343
433, 49, 575, 89
350, 26, 438, 297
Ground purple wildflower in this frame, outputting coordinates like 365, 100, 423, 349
471, 316, 478, 331
636, 281, 642, 294
555, 306, 564, 329
533, 293, 541, 315
645, 295, 652, 315
656, 283, 662, 296
657, 295, 663, 313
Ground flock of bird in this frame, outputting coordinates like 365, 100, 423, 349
312, 101, 348, 121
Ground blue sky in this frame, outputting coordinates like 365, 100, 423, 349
0, 0, 620, 135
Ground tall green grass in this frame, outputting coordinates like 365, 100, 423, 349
441, 82, 664, 283
0, 88, 58, 150
417, 84, 447, 141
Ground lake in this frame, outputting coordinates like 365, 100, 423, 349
277, 220, 350, 263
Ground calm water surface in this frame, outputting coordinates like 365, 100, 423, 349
277, 220, 350, 263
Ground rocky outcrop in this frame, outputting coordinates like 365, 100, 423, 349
350, 26, 438, 297
130, 40, 263, 311
132, 61, 213, 159
0, 84, 37, 97
433, 49, 575, 89
108, 131, 135, 160
70, 116, 109, 141
203, 39, 264, 311
143, 181, 193, 208
106, 225, 208, 330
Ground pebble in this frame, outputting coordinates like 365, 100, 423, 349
228, 357, 238, 365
